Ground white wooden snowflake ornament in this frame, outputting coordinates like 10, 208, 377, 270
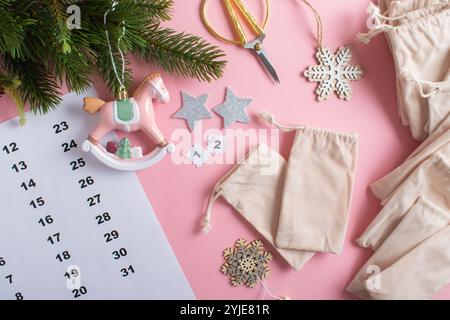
304, 45, 364, 102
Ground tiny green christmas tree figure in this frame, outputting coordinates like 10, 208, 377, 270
116, 138, 131, 159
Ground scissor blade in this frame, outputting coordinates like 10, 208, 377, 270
256, 50, 280, 84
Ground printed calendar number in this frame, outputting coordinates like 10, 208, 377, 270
78, 176, 94, 189
121, 265, 135, 277
30, 197, 45, 209
72, 286, 87, 298
20, 179, 36, 191
56, 251, 71, 262
5, 274, 12, 284
12, 161, 27, 172
38, 215, 54, 227
2, 142, 19, 154
15, 292, 23, 300
53, 121, 69, 134
61, 140, 78, 152
46, 233, 61, 245
87, 194, 101, 207
0, 257, 5, 266
70, 158, 86, 171
64, 268, 79, 280
112, 248, 127, 260
95, 212, 111, 225
104, 230, 119, 243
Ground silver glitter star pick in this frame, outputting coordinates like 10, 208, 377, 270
173, 92, 213, 131
213, 87, 252, 128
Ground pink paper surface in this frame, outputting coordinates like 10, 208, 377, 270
1, 0, 449, 299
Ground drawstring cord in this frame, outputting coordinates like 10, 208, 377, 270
357, 3, 403, 44
202, 111, 305, 234
201, 186, 223, 234
258, 111, 306, 132
399, 70, 444, 98
258, 277, 290, 300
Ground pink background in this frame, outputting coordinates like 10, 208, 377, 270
1, 0, 449, 299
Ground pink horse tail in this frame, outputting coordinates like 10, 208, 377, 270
83, 97, 106, 115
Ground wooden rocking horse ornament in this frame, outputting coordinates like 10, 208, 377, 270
81, 72, 175, 171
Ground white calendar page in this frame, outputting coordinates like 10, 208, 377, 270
0, 88, 195, 300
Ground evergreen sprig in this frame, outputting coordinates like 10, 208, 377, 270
0, 0, 227, 115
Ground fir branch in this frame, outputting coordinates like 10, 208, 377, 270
46, 0, 73, 54
52, 48, 92, 93
0, 0, 227, 114
5, 84, 26, 126
95, 48, 133, 96
3, 55, 61, 113
137, 0, 173, 22
0, 70, 25, 124
0, 4, 35, 59
138, 27, 227, 82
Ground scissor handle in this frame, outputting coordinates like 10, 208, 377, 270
233, 0, 264, 36
224, 0, 247, 45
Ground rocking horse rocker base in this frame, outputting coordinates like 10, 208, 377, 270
82, 139, 175, 171
82, 72, 174, 171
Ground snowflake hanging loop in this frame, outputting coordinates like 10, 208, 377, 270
304, 45, 364, 102
221, 238, 273, 288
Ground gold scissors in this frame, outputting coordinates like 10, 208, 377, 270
201, 0, 280, 83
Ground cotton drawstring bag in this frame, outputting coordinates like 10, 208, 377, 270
358, 152, 450, 250
202, 113, 359, 269
358, 2, 450, 140
426, 79, 450, 135
202, 143, 315, 271
386, 0, 445, 123
261, 115, 359, 254
388, 3, 450, 140
365, 225, 450, 299
371, 114, 450, 202
347, 197, 450, 300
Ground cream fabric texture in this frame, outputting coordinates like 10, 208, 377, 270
217, 143, 315, 271
358, 152, 450, 250
367, 1, 450, 141
348, 0, 450, 300
387, 4, 450, 140
276, 128, 359, 254
387, 0, 444, 123
348, 197, 450, 300
206, 129, 358, 270
371, 115, 450, 202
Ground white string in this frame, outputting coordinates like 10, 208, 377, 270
356, 3, 399, 44
258, 277, 285, 300
258, 111, 306, 132
104, 0, 126, 90
400, 70, 442, 98
201, 187, 223, 234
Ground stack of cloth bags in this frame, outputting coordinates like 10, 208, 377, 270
348, 0, 450, 299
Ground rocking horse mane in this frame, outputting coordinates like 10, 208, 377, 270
133, 72, 161, 97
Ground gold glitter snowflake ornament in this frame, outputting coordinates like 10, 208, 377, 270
221, 238, 273, 288
304, 46, 364, 102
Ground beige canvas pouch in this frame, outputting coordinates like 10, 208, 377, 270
388, 0, 445, 123
371, 114, 450, 202
366, 224, 450, 299
358, 152, 450, 250
426, 76, 450, 135
202, 113, 359, 268
347, 197, 450, 299
358, 2, 450, 140
390, 5, 450, 140
201, 143, 315, 271
270, 121, 359, 254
